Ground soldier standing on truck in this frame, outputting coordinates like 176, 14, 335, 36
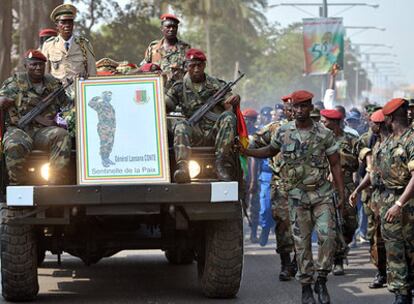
88, 91, 116, 168
240, 90, 345, 304
0, 50, 71, 185
141, 14, 190, 85
164, 48, 241, 183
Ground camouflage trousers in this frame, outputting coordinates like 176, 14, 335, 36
271, 184, 295, 254
97, 124, 115, 159
367, 189, 386, 274
380, 191, 414, 295
335, 182, 358, 258
173, 111, 237, 163
3, 126, 71, 184
288, 184, 336, 284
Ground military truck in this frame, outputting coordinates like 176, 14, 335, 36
0, 75, 244, 301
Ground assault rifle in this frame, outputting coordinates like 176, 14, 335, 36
187, 73, 245, 127
17, 78, 73, 129
333, 192, 349, 265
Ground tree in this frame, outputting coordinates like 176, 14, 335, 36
0, 0, 13, 83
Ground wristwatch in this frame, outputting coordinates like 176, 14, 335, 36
395, 200, 403, 208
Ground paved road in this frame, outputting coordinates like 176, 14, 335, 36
0, 235, 393, 304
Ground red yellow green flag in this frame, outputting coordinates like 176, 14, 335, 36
235, 104, 249, 176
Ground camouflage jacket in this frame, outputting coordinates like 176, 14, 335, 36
377, 128, 414, 190
164, 73, 227, 130
88, 97, 116, 128
337, 131, 359, 184
270, 120, 338, 196
141, 38, 190, 74
0, 72, 70, 131
369, 138, 388, 188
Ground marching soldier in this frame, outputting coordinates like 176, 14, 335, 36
88, 91, 116, 168
241, 90, 344, 304
0, 50, 71, 185
350, 109, 388, 289
42, 3, 96, 85
252, 95, 297, 281
320, 109, 359, 276
141, 14, 190, 83
164, 48, 240, 183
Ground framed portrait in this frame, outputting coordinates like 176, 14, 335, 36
75, 74, 170, 185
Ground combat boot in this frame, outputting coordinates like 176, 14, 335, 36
302, 284, 316, 304
368, 271, 386, 289
215, 158, 232, 181
314, 277, 330, 304
279, 252, 293, 281
332, 258, 344, 276
174, 161, 190, 183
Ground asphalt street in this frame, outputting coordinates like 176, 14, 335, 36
0, 231, 394, 304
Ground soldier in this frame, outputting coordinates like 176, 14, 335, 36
88, 91, 116, 168
0, 50, 71, 184
42, 3, 96, 85
350, 109, 388, 289
38, 28, 57, 50
141, 14, 190, 83
372, 98, 414, 303
240, 90, 345, 304
408, 99, 414, 124
252, 95, 297, 280
242, 108, 261, 243
165, 48, 240, 183
320, 109, 359, 276
310, 108, 321, 122
96, 57, 119, 76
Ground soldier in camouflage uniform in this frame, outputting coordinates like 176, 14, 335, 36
141, 14, 190, 85
241, 90, 345, 304
320, 109, 359, 276
350, 109, 388, 289
88, 91, 116, 168
252, 96, 297, 281
374, 99, 414, 303
164, 48, 240, 183
0, 50, 71, 185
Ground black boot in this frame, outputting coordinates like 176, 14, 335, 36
332, 258, 344, 276
393, 293, 411, 304
174, 161, 190, 183
314, 277, 330, 304
215, 158, 232, 181
302, 284, 316, 304
279, 253, 293, 281
368, 271, 387, 289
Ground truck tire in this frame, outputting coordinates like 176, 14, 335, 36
165, 248, 194, 265
0, 205, 39, 301
198, 216, 243, 298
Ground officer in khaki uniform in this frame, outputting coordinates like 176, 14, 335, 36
42, 4, 96, 83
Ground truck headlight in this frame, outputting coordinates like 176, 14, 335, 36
189, 160, 201, 178
40, 163, 50, 181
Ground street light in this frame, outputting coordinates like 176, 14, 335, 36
351, 43, 393, 49
345, 26, 385, 31
268, 3, 379, 8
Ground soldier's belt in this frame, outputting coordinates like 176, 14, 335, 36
296, 180, 327, 192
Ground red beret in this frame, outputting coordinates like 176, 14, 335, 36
160, 13, 180, 24
139, 63, 161, 72
24, 49, 47, 62
320, 109, 343, 120
242, 108, 259, 118
281, 94, 292, 103
39, 28, 58, 38
370, 109, 385, 123
97, 70, 114, 76
382, 98, 406, 115
290, 90, 314, 104
186, 48, 207, 62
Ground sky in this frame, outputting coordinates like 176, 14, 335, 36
265, 0, 413, 85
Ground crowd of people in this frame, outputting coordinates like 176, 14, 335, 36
0, 3, 413, 304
